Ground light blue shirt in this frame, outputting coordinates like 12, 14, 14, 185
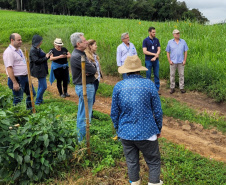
111, 74, 163, 140
116, 42, 137, 66
166, 39, 188, 64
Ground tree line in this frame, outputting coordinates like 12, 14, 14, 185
0, 0, 209, 23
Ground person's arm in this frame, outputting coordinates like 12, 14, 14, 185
30, 48, 49, 64
167, 52, 173, 65
116, 46, 122, 66
151, 46, 161, 61
66, 51, 71, 58
86, 59, 97, 75
110, 86, 120, 132
6, 66, 20, 91
183, 51, 187, 65
142, 47, 157, 56
133, 44, 137, 55
150, 87, 163, 135
49, 53, 67, 61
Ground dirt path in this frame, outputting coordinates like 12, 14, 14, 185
0, 55, 225, 163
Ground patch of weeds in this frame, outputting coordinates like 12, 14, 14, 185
161, 97, 226, 133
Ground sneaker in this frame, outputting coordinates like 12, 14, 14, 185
180, 89, 186, 93
60, 94, 66, 98
170, 88, 175, 94
64, 93, 70, 97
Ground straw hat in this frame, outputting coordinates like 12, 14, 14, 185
118, 55, 148, 74
54, 38, 64, 46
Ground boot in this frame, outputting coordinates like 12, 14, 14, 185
148, 180, 163, 185
131, 179, 141, 185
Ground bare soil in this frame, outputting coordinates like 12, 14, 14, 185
0, 47, 226, 164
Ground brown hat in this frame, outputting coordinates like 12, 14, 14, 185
118, 55, 148, 74
54, 38, 64, 46
173, 29, 180, 34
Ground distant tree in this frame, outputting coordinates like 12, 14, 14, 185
0, 0, 209, 23
16, 0, 20, 11
190, 8, 209, 24
130, 0, 155, 20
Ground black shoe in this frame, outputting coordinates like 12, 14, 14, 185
64, 93, 70, 97
170, 88, 175, 94
180, 89, 186, 93
60, 94, 66, 98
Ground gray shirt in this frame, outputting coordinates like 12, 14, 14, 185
70, 48, 96, 85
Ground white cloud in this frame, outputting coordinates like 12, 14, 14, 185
180, 0, 226, 23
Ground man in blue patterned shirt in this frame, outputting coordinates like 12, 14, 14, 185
111, 55, 163, 185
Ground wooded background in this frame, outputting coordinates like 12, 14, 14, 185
0, 0, 208, 23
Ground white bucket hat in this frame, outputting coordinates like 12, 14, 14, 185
54, 38, 64, 46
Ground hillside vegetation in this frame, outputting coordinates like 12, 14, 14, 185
0, 10, 225, 102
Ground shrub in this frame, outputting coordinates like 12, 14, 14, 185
0, 105, 77, 184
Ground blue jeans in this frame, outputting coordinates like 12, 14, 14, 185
145, 59, 160, 91
36, 77, 47, 105
93, 79, 99, 104
7, 76, 36, 109
75, 84, 95, 142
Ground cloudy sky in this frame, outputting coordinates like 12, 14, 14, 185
181, 0, 226, 24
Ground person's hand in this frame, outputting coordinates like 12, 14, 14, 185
13, 82, 20, 91
46, 53, 50, 58
169, 61, 174, 65
59, 54, 67, 58
157, 134, 161, 138
151, 57, 156, 62
182, 60, 186, 66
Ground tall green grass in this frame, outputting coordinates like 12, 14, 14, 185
0, 10, 225, 101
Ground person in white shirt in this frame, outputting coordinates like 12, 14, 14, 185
116, 32, 137, 79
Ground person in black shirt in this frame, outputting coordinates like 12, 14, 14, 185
49, 38, 71, 98
70, 32, 97, 142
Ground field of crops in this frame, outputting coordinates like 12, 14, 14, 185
0, 10, 226, 102
0, 84, 225, 184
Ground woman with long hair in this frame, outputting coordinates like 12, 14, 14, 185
85, 39, 103, 104
49, 38, 71, 98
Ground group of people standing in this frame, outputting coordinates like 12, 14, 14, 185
3, 28, 188, 185
117, 27, 188, 94
3, 33, 102, 108
113, 26, 188, 185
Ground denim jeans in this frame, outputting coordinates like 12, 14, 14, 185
7, 76, 36, 109
145, 59, 160, 91
36, 77, 47, 104
75, 84, 94, 142
93, 79, 99, 104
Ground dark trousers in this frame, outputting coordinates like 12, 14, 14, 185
53, 67, 69, 95
7, 76, 36, 109
121, 139, 161, 183
93, 79, 99, 104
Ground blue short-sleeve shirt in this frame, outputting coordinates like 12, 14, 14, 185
142, 37, 160, 60
166, 39, 188, 64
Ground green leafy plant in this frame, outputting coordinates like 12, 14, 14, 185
0, 105, 77, 184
